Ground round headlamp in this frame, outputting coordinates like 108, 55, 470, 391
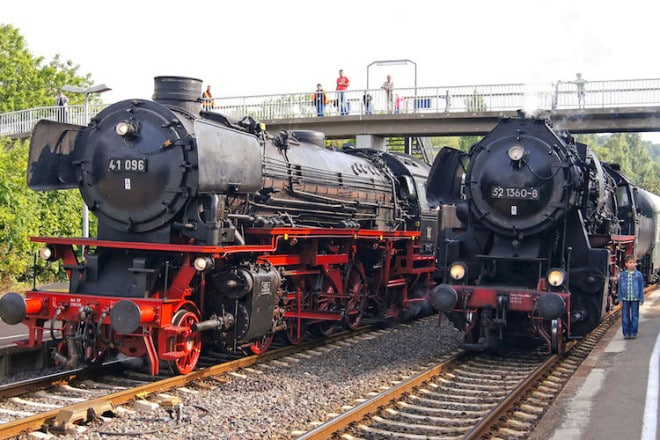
38, 246, 53, 260
115, 121, 138, 138
193, 257, 213, 272
449, 262, 467, 281
547, 268, 566, 287
507, 145, 525, 161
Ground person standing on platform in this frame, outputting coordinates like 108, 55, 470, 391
381, 75, 394, 113
336, 69, 350, 115
618, 255, 645, 339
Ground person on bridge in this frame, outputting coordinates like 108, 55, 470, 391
394, 94, 403, 114
201, 85, 215, 111
363, 91, 373, 115
311, 83, 329, 117
618, 255, 645, 339
575, 73, 587, 109
336, 69, 350, 115
382, 75, 394, 113
55, 90, 68, 123
551, 81, 561, 111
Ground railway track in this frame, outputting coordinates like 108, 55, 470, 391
0, 325, 380, 439
0, 291, 638, 438
296, 310, 620, 439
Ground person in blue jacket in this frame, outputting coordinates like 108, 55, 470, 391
618, 255, 645, 339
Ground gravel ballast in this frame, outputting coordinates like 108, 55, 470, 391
50, 317, 462, 439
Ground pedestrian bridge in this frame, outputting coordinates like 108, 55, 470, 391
2, 78, 660, 142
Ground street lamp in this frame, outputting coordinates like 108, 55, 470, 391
366, 59, 417, 91
61, 83, 112, 242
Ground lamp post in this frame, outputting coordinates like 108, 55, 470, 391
366, 59, 417, 91
60, 84, 112, 242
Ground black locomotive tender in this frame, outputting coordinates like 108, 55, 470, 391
428, 117, 660, 352
0, 76, 437, 374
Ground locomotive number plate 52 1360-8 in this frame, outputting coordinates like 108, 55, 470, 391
108, 158, 148, 173
490, 185, 539, 200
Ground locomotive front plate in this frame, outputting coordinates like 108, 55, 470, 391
490, 185, 540, 200
108, 158, 148, 173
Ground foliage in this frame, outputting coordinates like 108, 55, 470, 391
649, 143, 660, 161
0, 24, 94, 112
0, 137, 87, 289
427, 136, 481, 157
0, 24, 98, 289
582, 133, 660, 193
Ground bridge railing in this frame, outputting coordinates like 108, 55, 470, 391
216, 78, 660, 120
0, 104, 107, 137
2, 79, 660, 138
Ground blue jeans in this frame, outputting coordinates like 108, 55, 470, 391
338, 91, 348, 115
622, 300, 640, 336
316, 104, 325, 117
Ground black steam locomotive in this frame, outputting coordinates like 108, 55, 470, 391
427, 117, 657, 353
0, 76, 437, 374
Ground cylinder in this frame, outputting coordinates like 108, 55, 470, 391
192, 318, 224, 332
153, 76, 203, 115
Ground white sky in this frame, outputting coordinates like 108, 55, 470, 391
4, 0, 660, 141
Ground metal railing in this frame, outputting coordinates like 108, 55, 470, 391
0, 104, 107, 137
2, 79, 660, 138
216, 78, 660, 120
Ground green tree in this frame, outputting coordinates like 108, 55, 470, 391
584, 133, 660, 194
0, 25, 94, 289
0, 24, 93, 112
0, 137, 86, 288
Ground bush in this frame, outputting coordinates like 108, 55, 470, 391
0, 137, 88, 289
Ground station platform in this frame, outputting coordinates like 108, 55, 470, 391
533, 287, 660, 440
0, 320, 28, 347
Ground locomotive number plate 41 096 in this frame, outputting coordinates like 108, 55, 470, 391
108, 158, 148, 173
491, 185, 539, 200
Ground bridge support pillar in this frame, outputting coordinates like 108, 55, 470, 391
356, 135, 386, 151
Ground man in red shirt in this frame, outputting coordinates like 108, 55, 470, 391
336, 69, 350, 115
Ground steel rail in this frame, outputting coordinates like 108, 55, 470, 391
0, 325, 374, 439
296, 350, 468, 440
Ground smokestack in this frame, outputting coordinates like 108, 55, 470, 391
152, 76, 203, 115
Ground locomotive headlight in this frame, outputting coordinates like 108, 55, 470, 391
507, 145, 525, 161
547, 268, 566, 287
38, 246, 53, 261
193, 257, 214, 272
115, 121, 138, 138
449, 262, 467, 281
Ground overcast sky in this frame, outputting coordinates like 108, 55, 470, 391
4, 0, 660, 140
